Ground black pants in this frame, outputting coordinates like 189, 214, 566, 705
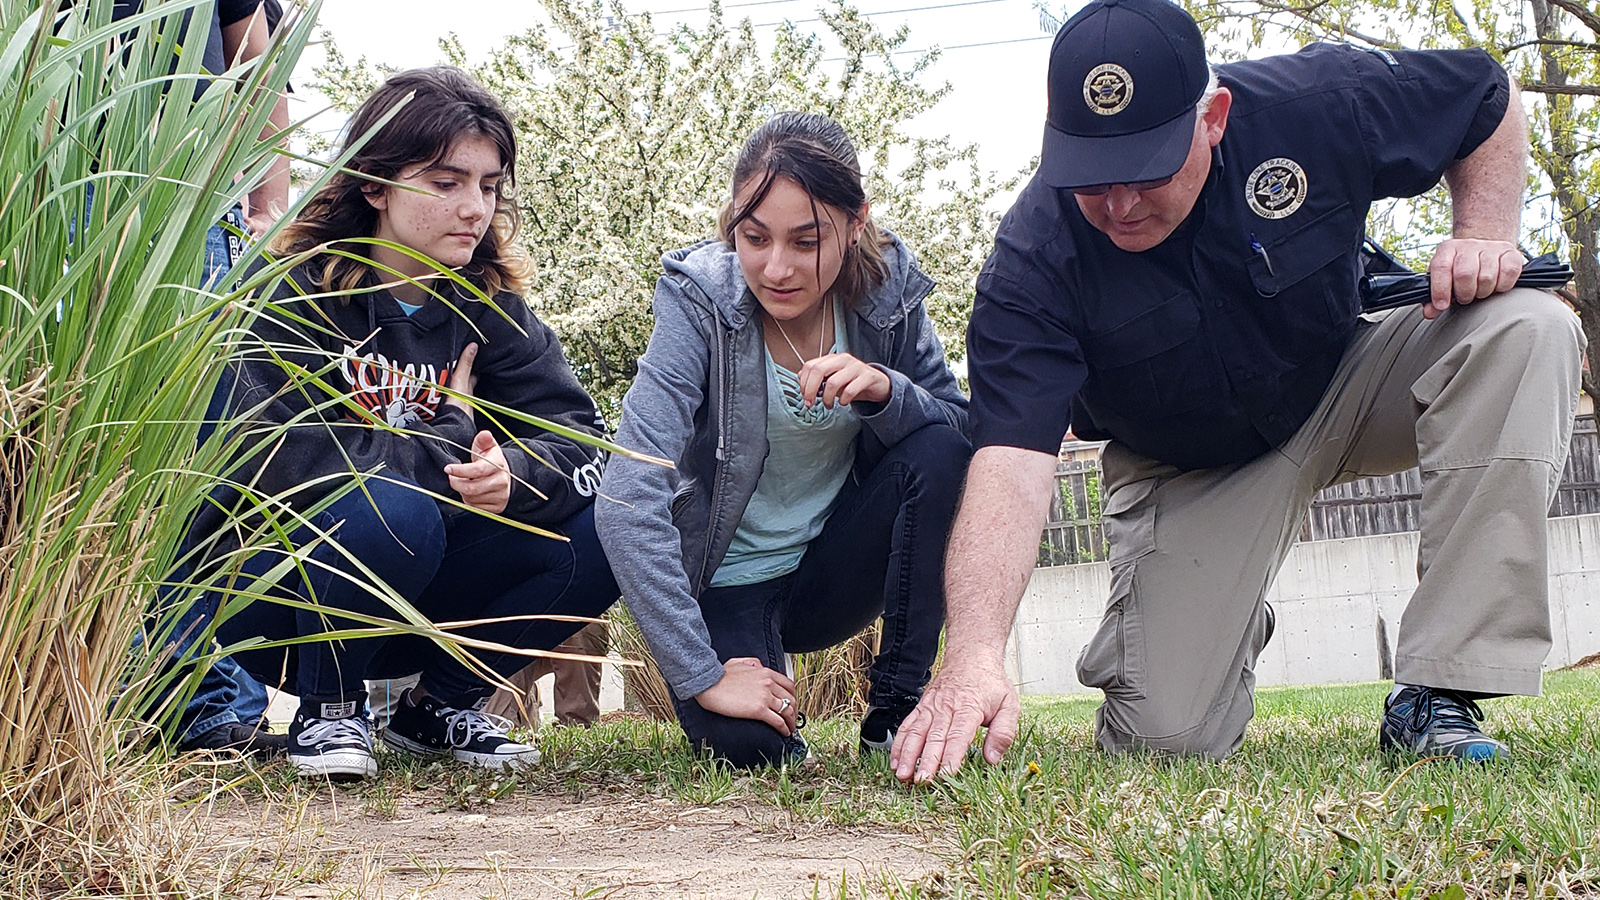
672, 423, 970, 767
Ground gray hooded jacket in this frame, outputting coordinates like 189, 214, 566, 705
595, 233, 969, 700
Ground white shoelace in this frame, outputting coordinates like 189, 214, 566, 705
443, 707, 521, 749
297, 716, 370, 748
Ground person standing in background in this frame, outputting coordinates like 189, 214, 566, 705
485, 621, 609, 728
105, 0, 296, 757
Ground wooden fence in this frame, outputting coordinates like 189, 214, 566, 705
1038, 459, 1106, 567
1037, 415, 1600, 566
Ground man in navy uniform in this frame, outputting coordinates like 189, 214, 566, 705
893, 0, 1583, 777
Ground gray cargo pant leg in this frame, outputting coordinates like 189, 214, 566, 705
1349, 291, 1584, 695
1078, 288, 1583, 759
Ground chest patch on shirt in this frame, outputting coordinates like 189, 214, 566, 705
1246, 158, 1308, 219
1084, 64, 1133, 115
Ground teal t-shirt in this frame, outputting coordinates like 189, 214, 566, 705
711, 299, 861, 587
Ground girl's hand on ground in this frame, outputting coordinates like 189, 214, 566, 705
696, 657, 798, 734
444, 342, 481, 415
798, 353, 891, 408
446, 430, 511, 514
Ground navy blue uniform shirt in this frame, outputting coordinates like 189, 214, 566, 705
968, 43, 1509, 471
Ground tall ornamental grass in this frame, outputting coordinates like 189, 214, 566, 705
612, 610, 882, 723
0, 5, 654, 888
0, 0, 314, 890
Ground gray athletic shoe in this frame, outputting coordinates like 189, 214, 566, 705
1379, 686, 1508, 763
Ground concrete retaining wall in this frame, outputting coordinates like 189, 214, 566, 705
1007, 513, 1600, 695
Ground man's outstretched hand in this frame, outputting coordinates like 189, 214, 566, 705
890, 656, 1020, 784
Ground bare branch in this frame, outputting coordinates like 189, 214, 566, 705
1503, 37, 1600, 52
1546, 0, 1600, 37
1523, 82, 1600, 95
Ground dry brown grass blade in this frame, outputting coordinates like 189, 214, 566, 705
609, 610, 679, 722
0, 368, 195, 895
795, 624, 879, 721
1, 740, 335, 899
0, 487, 154, 890
608, 609, 883, 724
0, 368, 48, 593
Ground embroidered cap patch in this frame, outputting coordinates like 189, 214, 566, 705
1083, 64, 1133, 115
1246, 158, 1308, 219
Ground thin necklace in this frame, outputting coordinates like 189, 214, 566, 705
771, 300, 828, 366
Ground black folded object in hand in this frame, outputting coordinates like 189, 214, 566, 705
1358, 242, 1573, 313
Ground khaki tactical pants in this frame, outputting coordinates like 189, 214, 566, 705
484, 621, 608, 728
1077, 289, 1585, 759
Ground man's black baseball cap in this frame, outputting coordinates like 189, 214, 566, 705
1039, 0, 1209, 189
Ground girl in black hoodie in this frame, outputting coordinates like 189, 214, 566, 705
204, 67, 616, 780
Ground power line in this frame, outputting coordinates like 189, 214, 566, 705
859, 0, 1011, 14
648, 0, 809, 16
562, 1, 1043, 54
650, 0, 1016, 22
749, 0, 1011, 28
823, 32, 1051, 60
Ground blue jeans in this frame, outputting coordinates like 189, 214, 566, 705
671, 423, 970, 768
217, 479, 619, 707
152, 565, 272, 741
180, 646, 271, 738
174, 204, 272, 742
75, 186, 242, 289
203, 204, 246, 289
76, 187, 264, 740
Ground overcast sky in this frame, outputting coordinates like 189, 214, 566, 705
290, 0, 1067, 198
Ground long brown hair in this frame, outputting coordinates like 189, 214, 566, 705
717, 112, 890, 307
272, 66, 532, 297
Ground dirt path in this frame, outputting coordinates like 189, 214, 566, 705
207, 793, 941, 899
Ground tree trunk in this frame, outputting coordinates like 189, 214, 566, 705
1531, 0, 1600, 395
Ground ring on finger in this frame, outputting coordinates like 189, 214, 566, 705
778, 697, 792, 713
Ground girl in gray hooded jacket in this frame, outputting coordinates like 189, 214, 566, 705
597, 112, 971, 767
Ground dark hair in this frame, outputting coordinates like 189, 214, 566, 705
717, 112, 889, 306
273, 66, 531, 296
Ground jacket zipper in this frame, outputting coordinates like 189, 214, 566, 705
694, 307, 733, 593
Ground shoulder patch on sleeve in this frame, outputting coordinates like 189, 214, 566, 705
1362, 46, 1399, 68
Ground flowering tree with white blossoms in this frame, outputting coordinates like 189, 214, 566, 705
315, 0, 1006, 416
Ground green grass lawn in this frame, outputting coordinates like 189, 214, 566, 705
252, 670, 1600, 898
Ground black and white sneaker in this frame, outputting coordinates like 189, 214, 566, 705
382, 689, 541, 770
288, 697, 377, 782
179, 720, 289, 758
859, 701, 917, 756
